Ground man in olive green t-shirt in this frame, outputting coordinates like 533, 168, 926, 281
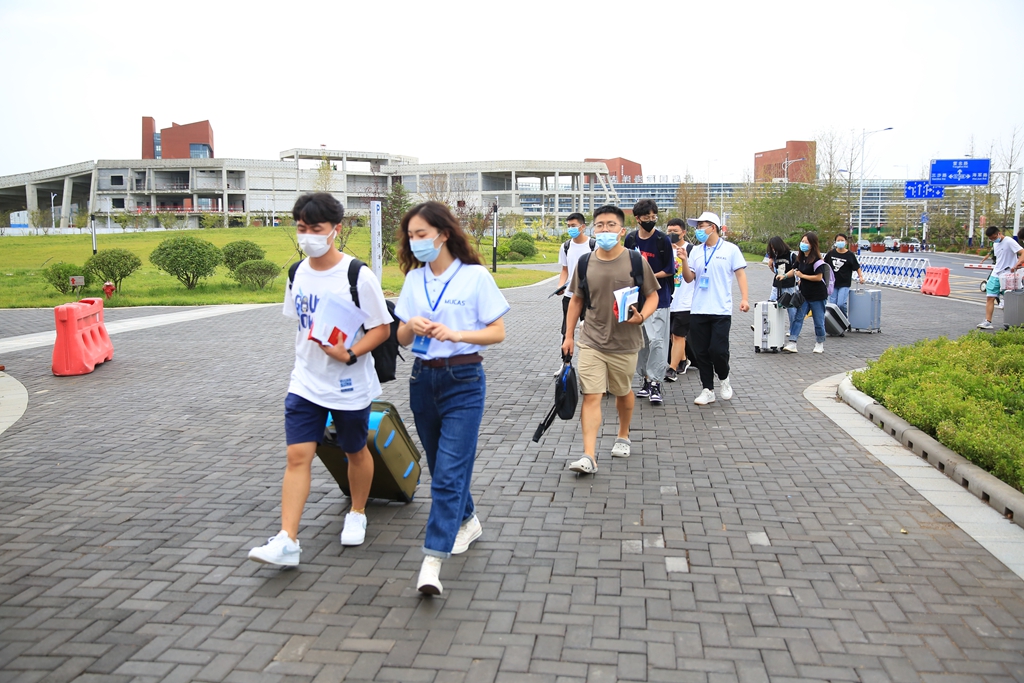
561, 205, 658, 475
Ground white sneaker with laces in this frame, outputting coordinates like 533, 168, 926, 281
977, 320, 994, 329
248, 530, 300, 567
782, 341, 798, 353
693, 388, 716, 406
813, 342, 824, 354
610, 438, 631, 458
417, 556, 443, 595
340, 511, 367, 546
568, 455, 597, 474
719, 377, 733, 400
451, 515, 482, 555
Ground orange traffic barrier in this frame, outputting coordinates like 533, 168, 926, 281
52, 298, 114, 376
920, 267, 950, 297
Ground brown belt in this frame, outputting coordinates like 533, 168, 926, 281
419, 353, 482, 368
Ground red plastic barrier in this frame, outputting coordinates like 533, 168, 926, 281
920, 267, 950, 297
871, 243, 886, 252
52, 298, 114, 376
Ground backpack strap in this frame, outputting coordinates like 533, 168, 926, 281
623, 231, 637, 251
628, 249, 645, 290
576, 252, 592, 310
287, 258, 304, 286
347, 258, 364, 309
589, 237, 596, 251
562, 240, 570, 255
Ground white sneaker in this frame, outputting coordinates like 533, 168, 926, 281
340, 511, 367, 546
568, 455, 597, 474
719, 377, 733, 400
977, 320, 994, 329
451, 515, 482, 555
997, 301, 1004, 309
782, 341, 798, 353
813, 342, 824, 354
693, 388, 716, 406
248, 530, 300, 567
610, 438, 631, 458
417, 556, 443, 595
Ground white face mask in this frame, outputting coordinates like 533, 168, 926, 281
297, 229, 335, 258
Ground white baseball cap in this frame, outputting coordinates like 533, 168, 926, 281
686, 211, 721, 229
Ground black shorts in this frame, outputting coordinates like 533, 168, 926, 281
670, 310, 691, 337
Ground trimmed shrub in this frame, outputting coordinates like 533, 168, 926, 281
42, 262, 93, 294
507, 232, 537, 258
497, 243, 511, 260
150, 235, 223, 290
85, 248, 142, 291
232, 259, 281, 290
507, 251, 525, 262
222, 240, 266, 271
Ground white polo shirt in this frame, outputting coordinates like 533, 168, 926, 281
688, 239, 746, 316
283, 255, 392, 410
558, 239, 594, 298
993, 237, 1023, 275
394, 258, 510, 360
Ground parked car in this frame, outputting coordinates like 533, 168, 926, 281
857, 239, 871, 252
883, 236, 901, 251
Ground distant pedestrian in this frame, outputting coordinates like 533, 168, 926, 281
766, 236, 798, 340
977, 225, 1024, 329
679, 211, 749, 405
561, 204, 658, 474
824, 233, 865, 317
394, 201, 509, 596
783, 231, 828, 353
665, 218, 694, 381
557, 212, 595, 338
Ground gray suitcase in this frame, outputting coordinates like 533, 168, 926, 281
848, 288, 881, 333
1003, 290, 1024, 329
824, 302, 849, 337
753, 301, 786, 353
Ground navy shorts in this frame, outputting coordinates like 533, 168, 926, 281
284, 392, 370, 454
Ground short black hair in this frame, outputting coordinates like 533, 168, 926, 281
293, 192, 344, 225
985, 225, 1001, 238
835, 232, 848, 240
666, 218, 685, 228
593, 205, 625, 223
567, 212, 585, 224
633, 198, 658, 217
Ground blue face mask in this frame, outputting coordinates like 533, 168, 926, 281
799, 242, 810, 252
410, 234, 443, 263
835, 241, 846, 250
694, 229, 708, 243
595, 232, 619, 251
994, 237, 1003, 243
567, 227, 581, 239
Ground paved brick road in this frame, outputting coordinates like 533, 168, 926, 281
0, 267, 1022, 683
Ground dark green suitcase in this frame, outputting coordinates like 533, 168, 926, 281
317, 400, 421, 503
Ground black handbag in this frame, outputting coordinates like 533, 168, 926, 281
532, 354, 578, 442
778, 289, 805, 309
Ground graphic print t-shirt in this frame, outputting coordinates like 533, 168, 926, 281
825, 249, 860, 288
634, 231, 675, 308
282, 256, 392, 410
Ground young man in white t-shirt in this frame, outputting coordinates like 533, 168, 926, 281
678, 211, 749, 406
557, 212, 595, 337
978, 225, 1024, 329
248, 193, 392, 568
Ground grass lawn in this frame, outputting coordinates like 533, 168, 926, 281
0, 227, 557, 308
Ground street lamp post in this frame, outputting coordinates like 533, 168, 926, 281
50, 192, 57, 233
782, 155, 806, 183
857, 127, 893, 245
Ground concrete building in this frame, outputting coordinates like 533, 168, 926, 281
142, 118, 215, 160
585, 157, 642, 184
754, 140, 817, 183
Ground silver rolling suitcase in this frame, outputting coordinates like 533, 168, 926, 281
1003, 290, 1024, 329
848, 288, 882, 333
824, 302, 850, 337
753, 301, 787, 353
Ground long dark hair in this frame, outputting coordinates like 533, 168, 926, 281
767, 236, 791, 261
798, 231, 821, 263
398, 201, 483, 274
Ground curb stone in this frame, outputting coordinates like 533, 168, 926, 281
838, 375, 1024, 530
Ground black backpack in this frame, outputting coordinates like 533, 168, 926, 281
574, 249, 646, 311
624, 229, 673, 270
288, 258, 403, 383
562, 238, 596, 254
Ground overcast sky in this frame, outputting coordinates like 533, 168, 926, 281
2, 0, 1022, 182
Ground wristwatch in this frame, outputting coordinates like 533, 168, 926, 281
346, 350, 359, 366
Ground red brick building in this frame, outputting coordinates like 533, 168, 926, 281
754, 141, 815, 183
142, 118, 215, 160
585, 156, 642, 183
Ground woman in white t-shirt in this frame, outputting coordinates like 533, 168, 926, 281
394, 201, 510, 596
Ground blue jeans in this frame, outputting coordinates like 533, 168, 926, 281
790, 298, 826, 344
409, 359, 485, 558
828, 286, 850, 317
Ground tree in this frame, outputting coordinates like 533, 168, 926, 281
381, 182, 412, 264
157, 211, 183, 230
149, 235, 223, 289
42, 262, 94, 294
85, 248, 142, 291
110, 212, 134, 233
231, 259, 281, 289
467, 211, 492, 251
314, 148, 334, 193
29, 208, 52, 234
73, 209, 89, 233
674, 177, 709, 223
198, 212, 222, 230
222, 240, 266, 271
997, 126, 1023, 226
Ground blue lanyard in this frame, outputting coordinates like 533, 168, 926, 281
424, 263, 463, 312
702, 241, 721, 270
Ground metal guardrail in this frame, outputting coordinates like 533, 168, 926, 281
859, 254, 930, 290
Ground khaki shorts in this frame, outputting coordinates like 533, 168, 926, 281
577, 345, 639, 396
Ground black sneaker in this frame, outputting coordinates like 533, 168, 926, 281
649, 381, 663, 405
664, 367, 678, 383
679, 360, 692, 375
636, 378, 651, 398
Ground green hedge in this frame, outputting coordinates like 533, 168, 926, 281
852, 328, 1024, 491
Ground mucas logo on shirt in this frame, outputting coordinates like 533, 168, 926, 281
293, 290, 320, 330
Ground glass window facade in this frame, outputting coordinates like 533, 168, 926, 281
154, 133, 161, 159
190, 144, 212, 159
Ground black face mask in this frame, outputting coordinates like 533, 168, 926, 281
668, 232, 681, 243
638, 220, 657, 231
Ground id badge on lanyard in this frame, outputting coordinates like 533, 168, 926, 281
416, 264, 463, 355
699, 242, 719, 289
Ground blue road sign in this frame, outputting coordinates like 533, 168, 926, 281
921, 213, 928, 223
929, 158, 990, 186
904, 181, 945, 199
